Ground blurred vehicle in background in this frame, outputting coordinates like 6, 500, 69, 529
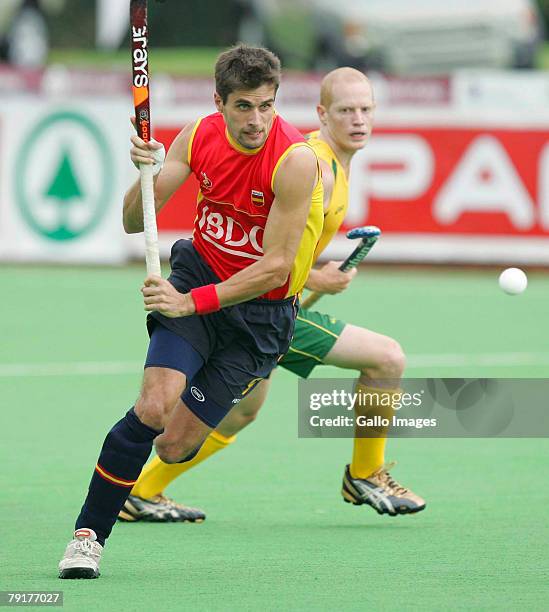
0, 0, 65, 67
238, 0, 543, 73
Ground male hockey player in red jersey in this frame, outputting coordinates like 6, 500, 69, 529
58, 44, 324, 579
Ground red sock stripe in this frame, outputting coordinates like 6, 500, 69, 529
95, 463, 136, 488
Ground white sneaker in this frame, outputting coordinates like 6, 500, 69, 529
58, 528, 103, 579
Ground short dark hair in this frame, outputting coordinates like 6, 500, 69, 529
215, 44, 281, 103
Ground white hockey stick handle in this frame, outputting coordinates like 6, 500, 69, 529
139, 162, 161, 277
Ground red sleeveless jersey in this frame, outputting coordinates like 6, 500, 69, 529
188, 112, 307, 300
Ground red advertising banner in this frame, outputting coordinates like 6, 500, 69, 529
153, 121, 549, 263
346, 127, 549, 236
156, 125, 549, 235
154, 127, 200, 234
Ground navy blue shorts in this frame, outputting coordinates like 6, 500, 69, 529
146, 239, 297, 428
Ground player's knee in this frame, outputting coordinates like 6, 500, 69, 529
379, 339, 406, 378
363, 339, 406, 380
135, 393, 174, 430
216, 404, 260, 438
239, 409, 258, 427
392, 340, 407, 374
234, 398, 262, 426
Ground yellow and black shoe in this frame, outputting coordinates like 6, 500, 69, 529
342, 463, 426, 516
118, 494, 206, 523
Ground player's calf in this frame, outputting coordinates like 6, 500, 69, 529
154, 437, 203, 464
154, 401, 211, 463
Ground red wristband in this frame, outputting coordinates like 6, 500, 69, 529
190, 284, 220, 315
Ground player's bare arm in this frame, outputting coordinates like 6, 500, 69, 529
306, 261, 357, 294
305, 158, 356, 294
123, 121, 195, 234
142, 145, 319, 317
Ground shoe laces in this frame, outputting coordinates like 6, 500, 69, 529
145, 494, 175, 507
155, 494, 183, 509
154, 494, 173, 505
155, 494, 198, 512
73, 538, 95, 556
374, 462, 409, 495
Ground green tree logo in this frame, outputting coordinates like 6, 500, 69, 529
15, 111, 114, 241
42, 147, 85, 240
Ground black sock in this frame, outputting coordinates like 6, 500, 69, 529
75, 408, 160, 545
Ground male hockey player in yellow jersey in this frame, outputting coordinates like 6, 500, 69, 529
120, 68, 425, 523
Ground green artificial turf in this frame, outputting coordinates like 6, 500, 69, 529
1, 265, 548, 610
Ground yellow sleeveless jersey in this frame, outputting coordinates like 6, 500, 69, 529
285, 150, 324, 295
306, 131, 349, 263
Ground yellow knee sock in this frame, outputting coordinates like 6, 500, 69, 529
350, 383, 400, 479
131, 430, 237, 499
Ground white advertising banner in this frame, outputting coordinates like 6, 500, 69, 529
0, 97, 131, 264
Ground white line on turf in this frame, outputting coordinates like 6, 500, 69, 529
407, 352, 549, 367
1, 353, 549, 377
0, 361, 142, 377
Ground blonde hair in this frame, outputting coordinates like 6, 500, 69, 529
320, 67, 371, 108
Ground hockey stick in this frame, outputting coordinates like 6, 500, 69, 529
300, 225, 381, 310
130, 0, 161, 277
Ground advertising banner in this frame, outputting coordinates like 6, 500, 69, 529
2, 95, 549, 265
152, 109, 549, 264
0, 98, 131, 264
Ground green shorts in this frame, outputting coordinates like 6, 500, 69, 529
279, 309, 346, 378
